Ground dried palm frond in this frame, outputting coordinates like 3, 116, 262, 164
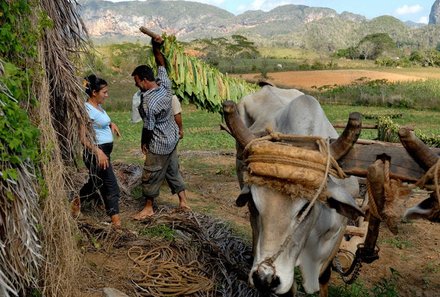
0, 164, 42, 296
35, 54, 81, 297
0, 62, 42, 297
34, 0, 93, 296
2, 0, 94, 295
38, 0, 93, 164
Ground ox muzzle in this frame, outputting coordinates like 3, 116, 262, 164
251, 262, 281, 293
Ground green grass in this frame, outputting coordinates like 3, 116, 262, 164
324, 104, 440, 140
139, 224, 176, 241
259, 47, 320, 59
181, 104, 235, 150
294, 268, 400, 297
381, 237, 413, 249
107, 111, 142, 163
314, 78, 440, 112
105, 76, 138, 112
109, 104, 235, 163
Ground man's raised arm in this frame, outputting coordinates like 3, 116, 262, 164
152, 36, 165, 67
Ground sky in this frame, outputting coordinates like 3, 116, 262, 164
108, 0, 436, 24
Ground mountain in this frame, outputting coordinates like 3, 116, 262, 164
430, 0, 440, 24
79, 0, 440, 50
405, 21, 426, 28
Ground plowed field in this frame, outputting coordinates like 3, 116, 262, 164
236, 69, 440, 90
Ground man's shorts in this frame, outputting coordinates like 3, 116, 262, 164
142, 148, 185, 199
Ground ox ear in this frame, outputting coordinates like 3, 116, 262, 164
326, 177, 364, 220
236, 185, 252, 207
404, 196, 440, 222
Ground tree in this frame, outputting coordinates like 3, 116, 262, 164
357, 33, 397, 60
227, 35, 259, 59
357, 40, 377, 60
191, 35, 260, 62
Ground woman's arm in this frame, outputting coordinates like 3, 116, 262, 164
79, 124, 109, 169
110, 122, 121, 137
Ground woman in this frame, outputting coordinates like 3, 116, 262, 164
79, 74, 122, 228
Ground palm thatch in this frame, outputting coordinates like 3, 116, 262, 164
0, 78, 41, 295
35, 0, 92, 296
38, 0, 92, 162
1, 0, 93, 296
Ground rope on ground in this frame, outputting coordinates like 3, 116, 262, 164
128, 244, 214, 297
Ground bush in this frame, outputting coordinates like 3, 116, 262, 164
316, 78, 440, 111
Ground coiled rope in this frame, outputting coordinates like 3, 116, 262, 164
128, 244, 214, 296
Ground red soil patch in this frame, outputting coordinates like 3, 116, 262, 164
236, 69, 425, 90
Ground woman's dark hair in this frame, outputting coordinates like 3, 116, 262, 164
84, 74, 107, 96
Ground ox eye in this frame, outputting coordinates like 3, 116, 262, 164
297, 202, 311, 218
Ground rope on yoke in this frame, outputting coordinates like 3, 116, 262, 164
366, 179, 382, 221
258, 138, 333, 267
243, 132, 346, 201
366, 159, 400, 234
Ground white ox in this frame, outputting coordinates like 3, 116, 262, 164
223, 84, 364, 296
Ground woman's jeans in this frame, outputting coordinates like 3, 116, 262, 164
79, 142, 120, 216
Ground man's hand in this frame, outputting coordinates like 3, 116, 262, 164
152, 35, 163, 45
141, 143, 148, 155
141, 128, 153, 154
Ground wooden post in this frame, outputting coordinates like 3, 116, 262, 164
139, 26, 160, 39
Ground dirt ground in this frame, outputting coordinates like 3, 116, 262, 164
235, 69, 440, 91
78, 151, 440, 297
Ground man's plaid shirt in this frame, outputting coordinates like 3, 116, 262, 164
139, 66, 179, 155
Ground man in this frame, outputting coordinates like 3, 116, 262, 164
132, 91, 183, 140
131, 35, 189, 219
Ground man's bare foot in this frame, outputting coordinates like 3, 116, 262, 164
179, 204, 191, 211
111, 214, 122, 228
70, 196, 81, 219
132, 209, 154, 220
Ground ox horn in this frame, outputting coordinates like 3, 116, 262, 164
330, 112, 362, 160
398, 127, 439, 171
223, 100, 256, 148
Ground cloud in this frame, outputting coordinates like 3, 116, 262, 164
418, 16, 428, 24
110, 0, 226, 5
395, 4, 423, 15
238, 0, 297, 12
191, 0, 225, 5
